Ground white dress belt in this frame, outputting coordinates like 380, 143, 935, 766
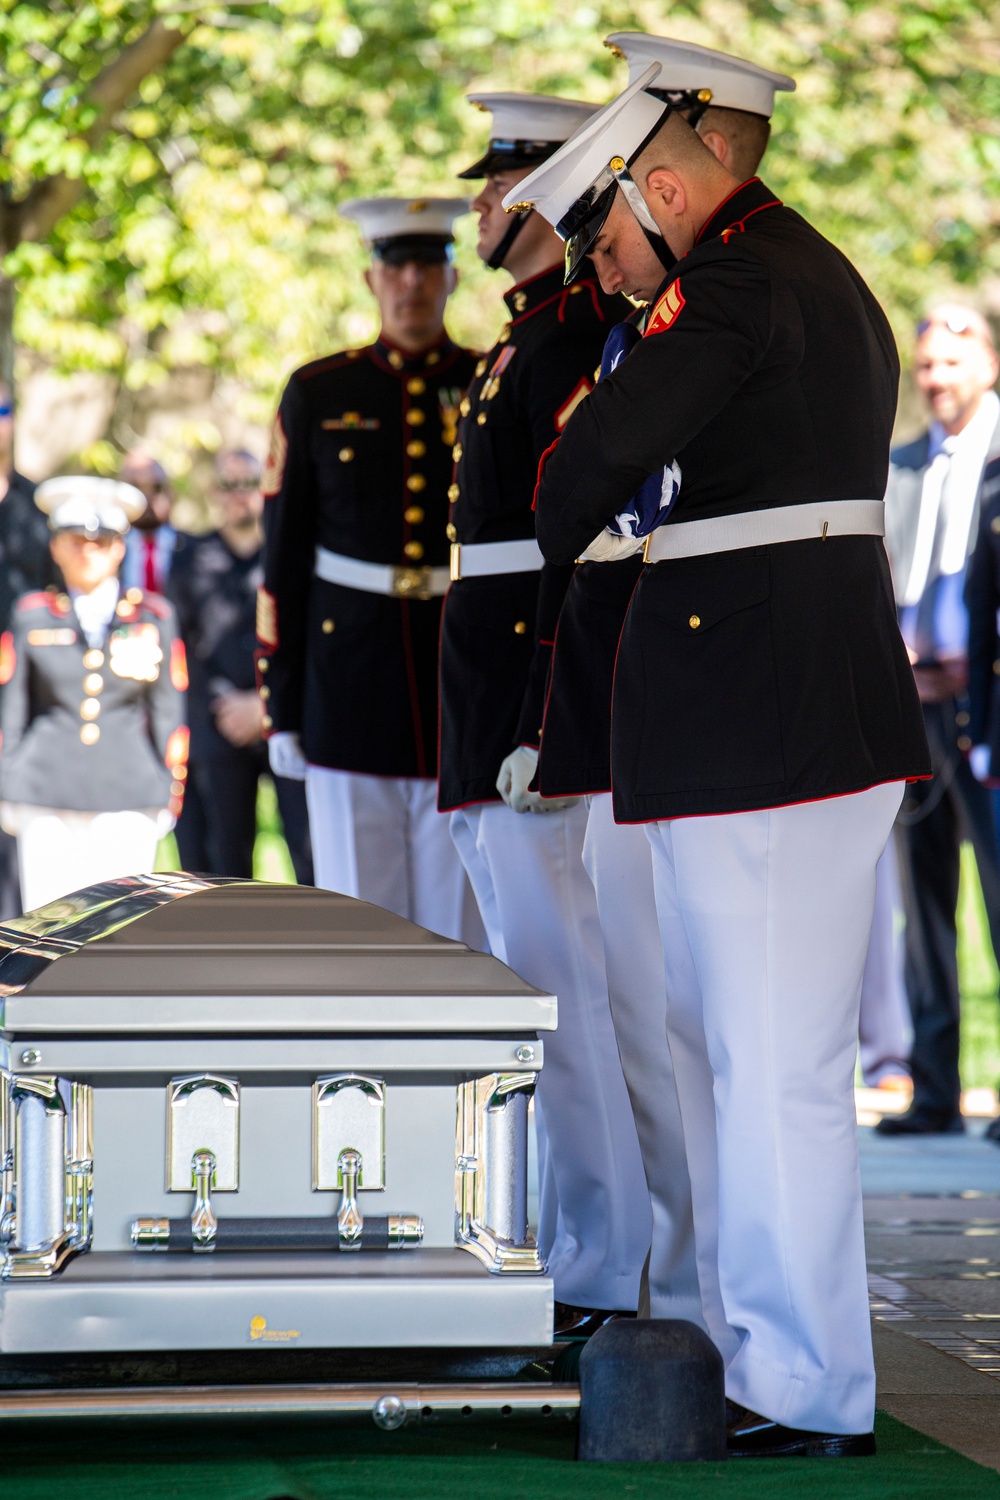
643, 499, 885, 563
449, 538, 544, 582
314, 545, 450, 599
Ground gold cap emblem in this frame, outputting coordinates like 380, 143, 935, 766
505, 201, 534, 214
406, 199, 429, 213
609, 156, 626, 173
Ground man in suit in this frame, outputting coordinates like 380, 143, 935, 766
516, 65, 927, 1453
259, 199, 482, 943
878, 306, 1000, 1136
119, 449, 178, 596
169, 448, 312, 883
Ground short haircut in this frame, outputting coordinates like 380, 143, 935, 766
698, 106, 771, 181
633, 109, 732, 182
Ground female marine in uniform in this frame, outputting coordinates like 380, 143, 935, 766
0, 476, 188, 910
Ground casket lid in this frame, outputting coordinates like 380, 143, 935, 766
0, 876, 556, 1036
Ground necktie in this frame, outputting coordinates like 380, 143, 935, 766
143, 534, 158, 593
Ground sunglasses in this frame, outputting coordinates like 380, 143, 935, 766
917, 313, 977, 337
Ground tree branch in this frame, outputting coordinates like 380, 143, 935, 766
7, 17, 192, 248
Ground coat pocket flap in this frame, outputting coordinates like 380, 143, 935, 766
658, 553, 770, 634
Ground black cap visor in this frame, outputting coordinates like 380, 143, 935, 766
373, 234, 453, 266
458, 138, 561, 180
558, 176, 618, 283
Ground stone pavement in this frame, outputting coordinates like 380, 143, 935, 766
863, 1118, 1000, 1472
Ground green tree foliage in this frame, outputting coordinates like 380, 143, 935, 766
1, 0, 998, 462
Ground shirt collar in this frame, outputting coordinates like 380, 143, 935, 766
928, 389, 1000, 463
503, 263, 567, 321
372, 332, 456, 377
694, 177, 783, 248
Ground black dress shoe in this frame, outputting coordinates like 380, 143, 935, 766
728, 1409, 875, 1458
875, 1105, 964, 1136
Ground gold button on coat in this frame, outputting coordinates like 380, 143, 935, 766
689, 614, 701, 629
514, 621, 527, 635
404, 506, 424, 524
446, 523, 457, 541
259, 685, 270, 700
407, 440, 426, 458
459, 398, 471, 417
388, 350, 404, 368
426, 351, 439, 366
258, 657, 269, 671
404, 540, 425, 561
126, 587, 142, 603
407, 377, 426, 395
991, 517, 1000, 534
339, 447, 354, 462
448, 483, 460, 502
452, 443, 462, 461
406, 473, 426, 492
83, 649, 104, 669
498, 325, 511, 343
80, 723, 100, 746
262, 714, 273, 729
406, 409, 425, 426
475, 359, 487, 377
80, 698, 101, 720
476, 412, 487, 425
322, 619, 335, 633
84, 673, 103, 694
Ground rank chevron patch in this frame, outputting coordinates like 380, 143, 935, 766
555, 376, 592, 431
645, 279, 685, 337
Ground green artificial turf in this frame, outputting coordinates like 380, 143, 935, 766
0, 1411, 996, 1500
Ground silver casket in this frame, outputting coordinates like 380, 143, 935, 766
0, 875, 555, 1356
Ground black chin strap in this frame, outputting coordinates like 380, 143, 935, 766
644, 227, 677, 273
487, 208, 532, 271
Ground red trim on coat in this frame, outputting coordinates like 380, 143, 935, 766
611, 774, 932, 825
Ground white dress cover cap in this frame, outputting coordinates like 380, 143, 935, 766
606, 33, 795, 118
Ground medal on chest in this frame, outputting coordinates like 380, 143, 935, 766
109, 622, 163, 682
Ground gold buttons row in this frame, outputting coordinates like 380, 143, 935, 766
80, 646, 106, 744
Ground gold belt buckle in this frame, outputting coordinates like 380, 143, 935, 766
392, 565, 433, 601
449, 542, 462, 582
642, 534, 653, 564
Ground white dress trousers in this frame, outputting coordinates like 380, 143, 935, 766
450, 798, 650, 1311
644, 780, 904, 1435
582, 792, 701, 1323
858, 839, 912, 1085
306, 767, 486, 948
14, 807, 166, 912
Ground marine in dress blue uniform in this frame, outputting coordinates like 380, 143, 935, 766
537, 34, 795, 1346
258, 199, 482, 943
440, 91, 652, 1321
512, 67, 928, 1452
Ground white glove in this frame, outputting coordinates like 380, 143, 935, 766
970, 744, 992, 783
496, 745, 579, 815
268, 730, 308, 781
578, 530, 645, 563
